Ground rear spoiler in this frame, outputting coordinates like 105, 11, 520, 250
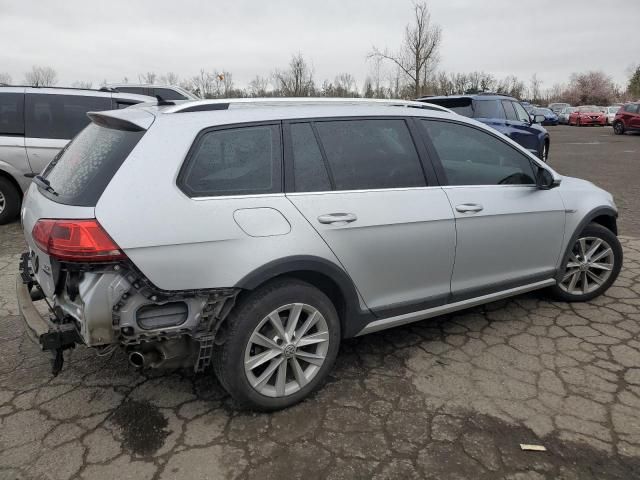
87, 109, 155, 132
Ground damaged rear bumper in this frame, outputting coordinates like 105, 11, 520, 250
17, 253, 81, 352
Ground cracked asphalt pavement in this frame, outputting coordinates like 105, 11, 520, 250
1, 126, 639, 479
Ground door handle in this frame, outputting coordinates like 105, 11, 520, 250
317, 213, 358, 225
455, 203, 484, 213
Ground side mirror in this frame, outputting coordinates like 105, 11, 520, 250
536, 168, 558, 189
533, 114, 546, 124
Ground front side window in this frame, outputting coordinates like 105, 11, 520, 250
0, 92, 24, 135
179, 124, 281, 197
512, 102, 531, 123
313, 119, 426, 190
501, 100, 518, 121
25, 94, 112, 139
624, 104, 639, 114
421, 120, 536, 186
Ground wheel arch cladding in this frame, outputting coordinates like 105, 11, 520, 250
234, 255, 372, 338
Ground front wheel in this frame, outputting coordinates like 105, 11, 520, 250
549, 223, 622, 302
613, 121, 625, 135
213, 279, 341, 411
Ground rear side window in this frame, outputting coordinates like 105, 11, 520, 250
313, 119, 425, 191
42, 123, 144, 206
421, 120, 536, 186
0, 92, 24, 135
25, 94, 112, 139
426, 98, 473, 117
114, 86, 148, 96
290, 123, 331, 192
473, 100, 504, 119
153, 88, 187, 100
179, 124, 282, 197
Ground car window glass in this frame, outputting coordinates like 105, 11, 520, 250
42, 123, 144, 206
314, 119, 425, 190
474, 100, 504, 119
425, 98, 473, 117
153, 88, 187, 100
501, 100, 518, 121
25, 94, 112, 139
626, 104, 639, 114
421, 120, 536, 186
290, 123, 331, 192
115, 86, 146, 96
512, 102, 531, 123
180, 125, 281, 197
0, 92, 24, 135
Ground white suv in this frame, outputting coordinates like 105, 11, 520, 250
17, 98, 622, 410
0, 86, 154, 223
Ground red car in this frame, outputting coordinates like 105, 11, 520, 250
569, 106, 607, 126
612, 102, 640, 135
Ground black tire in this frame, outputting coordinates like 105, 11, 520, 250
539, 140, 549, 162
548, 223, 623, 302
213, 278, 341, 411
0, 177, 21, 225
613, 121, 625, 135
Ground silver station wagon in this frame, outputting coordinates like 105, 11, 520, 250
17, 98, 622, 410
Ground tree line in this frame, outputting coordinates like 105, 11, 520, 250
2, 2, 638, 106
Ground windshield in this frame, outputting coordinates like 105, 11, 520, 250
608, 106, 620, 113
534, 108, 552, 115
41, 123, 144, 206
578, 106, 598, 113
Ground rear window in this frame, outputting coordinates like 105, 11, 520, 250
41, 123, 144, 206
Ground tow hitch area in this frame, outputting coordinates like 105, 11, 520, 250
17, 252, 81, 375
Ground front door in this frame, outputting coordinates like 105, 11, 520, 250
285, 118, 456, 315
420, 119, 565, 301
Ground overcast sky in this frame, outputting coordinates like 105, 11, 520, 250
2, 0, 638, 91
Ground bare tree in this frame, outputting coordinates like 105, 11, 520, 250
334, 73, 358, 97
190, 69, 215, 98
273, 53, 315, 97
529, 73, 542, 103
0, 72, 11, 85
563, 71, 619, 105
72, 80, 93, 89
160, 72, 179, 85
214, 71, 234, 97
138, 72, 157, 84
369, 1, 441, 98
24, 66, 58, 86
248, 75, 270, 97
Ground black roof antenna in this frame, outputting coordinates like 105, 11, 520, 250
155, 94, 175, 106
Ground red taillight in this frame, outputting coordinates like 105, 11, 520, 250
32, 219, 125, 262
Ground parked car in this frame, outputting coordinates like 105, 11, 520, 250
548, 102, 571, 114
568, 106, 607, 126
612, 102, 640, 134
106, 84, 199, 100
17, 98, 622, 410
604, 106, 621, 125
0, 86, 154, 224
558, 107, 577, 125
417, 94, 550, 161
532, 107, 559, 126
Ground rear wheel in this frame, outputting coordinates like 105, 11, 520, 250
613, 121, 625, 135
0, 177, 21, 225
213, 279, 341, 411
549, 223, 622, 302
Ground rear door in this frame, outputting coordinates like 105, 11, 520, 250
419, 119, 565, 301
284, 117, 456, 315
24, 92, 112, 174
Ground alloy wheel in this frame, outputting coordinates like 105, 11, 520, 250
0, 189, 5, 214
559, 236, 614, 295
244, 303, 330, 398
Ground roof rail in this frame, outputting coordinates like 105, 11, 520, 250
164, 97, 454, 114
0, 85, 116, 93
